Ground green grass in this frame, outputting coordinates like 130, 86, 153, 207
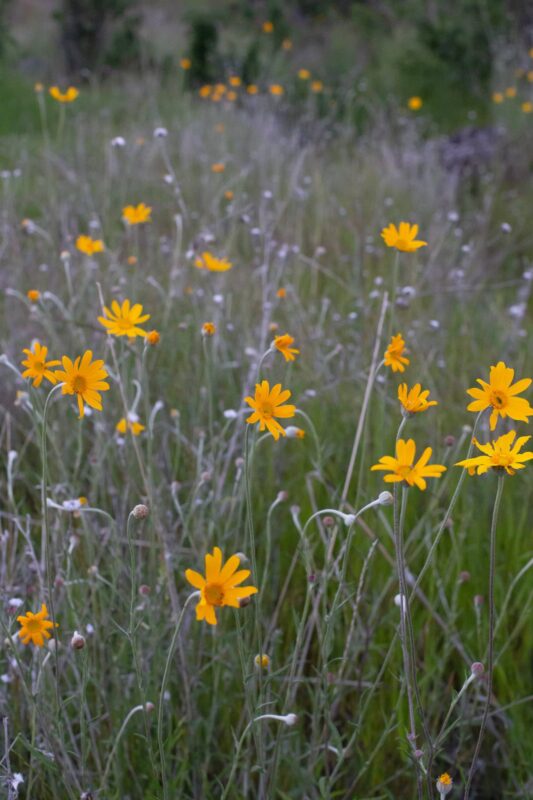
0, 67, 533, 800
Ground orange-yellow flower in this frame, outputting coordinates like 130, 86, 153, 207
49, 86, 79, 103
269, 84, 284, 96
21, 342, 60, 387
311, 80, 323, 93
98, 299, 150, 338
456, 431, 533, 476
245, 380, 296, 440
466, 361, 533, 430
492, 92, 504, 104
282, 38, 292, 50
224, 190, 234, 200
371, 439, 446, 490
274, 333, 299, 362
54, 351, 110, 419
381, 222, 427, 252
398, 383, 437, 415
247, 84, 259, 95
384, 333, 409, 373
17, 603, 58, 647
505, 86, 516, 98
211, 162, 225, 173
27, 289, 40, 303
521, 101, 533, 113
262, 21, 274, 33
199, 85, 212, 98
116, 416, 145, 436
185, 546, 258, 625
229, 76, 241, 87
298, 69, 311, 80
408, 96, 422, 110
122, 203, 152, 225
276, 287, 287, 298
76, 234, 105, 256
180, 58, 191, 70
194, 251, 233, 272
202, 322, 216, 336
146, 329, 160, 345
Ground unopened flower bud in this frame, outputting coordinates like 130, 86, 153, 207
414, 749, 424, 759
87, 565, 98, 577
444, 435, 455, 447
139, 584, 151, 596
235, 552, 248, 564
283, 713, 298, 726
239, 596, 252, 608
145, 701, 155, 713
277, 490, 289, 502
378, 491, 393, 506
70, 631, 86, 650
471, 661, 484, 677
322, 515, 335, 528
254, 654, 270, 669
132, 504, 149, 519
474, 594, 484, 608
458, 571, 470, 583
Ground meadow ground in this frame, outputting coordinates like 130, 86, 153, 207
1, 15, 533, 800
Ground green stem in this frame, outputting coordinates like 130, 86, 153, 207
464, 474, 505, 800
157, 590, 199, 800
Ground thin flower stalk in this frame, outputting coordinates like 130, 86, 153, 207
341, 291, 388, 504
464, 475, 505, 800
157, 591, 200, 800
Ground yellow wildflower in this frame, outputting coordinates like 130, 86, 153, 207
49, 86, 79, 103
407, 96, 422, 110
274, 333, 299, 362
381, 222, 427, 252
27, 289, 41, 303
194, 251, 233, 272
21, 342, 60, 387
146, 329, 160, 345
17, 603, 57, 647
298, 69, 311, 80
122, 203, 152, 225
456, 431, 533, 476
76, 234, 105, 256
311, 80, 323, 93
116, 417, 145, 436
384, 333, 409, 373
247, 84, 259, 95
54, 351, 110, 418
262, 21, 274, 33
398, 383, 438, 415
371, 439, 447, 490
202, 322, 216, 336
466, 361, 533, 430
185, 547, 258, 625
180, 58, 191, 70
211, 162, 225, 173
269, 84, 284, 96
245, 380, 296, 440
99, 299, 150, 339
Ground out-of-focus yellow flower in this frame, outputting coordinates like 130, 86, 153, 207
276, 287, 287, 298
229, 76, 241, 87
180, 57, 191, 70
195, 251, 233, 272
311, 80, 323, 93
214, 123, 225, 133
224, 190, 234, 200
27, 289, 41, 303
49, 86, 79, 103
122, 203, 152, 225
211, 162, 225, 173
274, 333, 299, 362
381, 222, 427, 252
527, 70, 533, 83
521, 101, 533, 113
282, 38, 292, 51
146, 329, 160, 345
269, 84, 284, 96
492, 92, 504, 104
254, 654, 270, 668
226, 90, 238, 102
127, 255, 138, 265
99, 299, 150, 339
262, 21, 274, 33
21, 342, 60, 387
202, 322, 216, 336
384, 333, 409, 373
199, 85, 212, 98
34, 82, 44, 93
116, 416, 145, 436
186, 547, 258, 625
505, 86, 517, 98
298, 69, 311, 80
247, 84, 259, 95
76, 235, 105, 256
398, 383, 438, 415
407, 96, 423, 111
